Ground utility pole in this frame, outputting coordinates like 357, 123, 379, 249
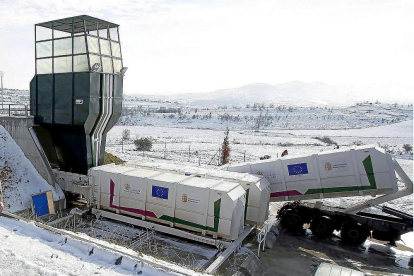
188, 145, 191, 162
217, 148, 220, 166
164, 142, 167, 159
0, 71, 4, 111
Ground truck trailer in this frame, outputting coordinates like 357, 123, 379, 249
224, 145, 413, 244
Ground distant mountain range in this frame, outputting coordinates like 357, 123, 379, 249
129, 81, 413, 107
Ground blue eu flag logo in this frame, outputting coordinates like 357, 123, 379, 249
152, 186, 169, 199
287, 163, 308, 176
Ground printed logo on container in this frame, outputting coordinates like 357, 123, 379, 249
287, 163, 308, 176
124, 183, 141, 195
182, 194, 188, 202
181, 193, 200, 204
152, 186, 169, 199
324, 162, 348, 172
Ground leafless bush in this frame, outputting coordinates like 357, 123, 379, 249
352, 140, 364, 146
314, 136, 338, 146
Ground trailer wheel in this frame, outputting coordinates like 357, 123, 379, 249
310, 216, 334, 238
341, 224, 369, 245
281, 211, 303, 232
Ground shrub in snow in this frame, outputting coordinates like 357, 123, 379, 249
352, 140, 364, 146
260, 155, 271, 160
378, 143, 394, 154
314, 136, 338, 146
134, 138, 152, 151
403, 144, 412, 153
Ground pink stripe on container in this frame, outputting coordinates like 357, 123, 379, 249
109, 179, 157, 218
270, 190, 303, 197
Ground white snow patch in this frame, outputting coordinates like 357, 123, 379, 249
0, 126, 64, 213
401, 232, 414, 249
364, 239, 413, 270
0, 216, 207, 276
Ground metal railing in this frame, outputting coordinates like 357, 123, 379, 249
0, 104, 30, 117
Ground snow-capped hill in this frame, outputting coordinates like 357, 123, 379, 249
167, 81, 354, 107
190, 82, 282, 106
130, 81, 413, 107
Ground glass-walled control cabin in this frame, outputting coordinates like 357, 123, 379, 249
35, 15, 123, 75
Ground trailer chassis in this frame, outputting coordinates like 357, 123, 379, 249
277, 201, 413, 245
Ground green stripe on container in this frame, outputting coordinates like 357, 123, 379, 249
305, 155, 377, 195
158, 198, 221, 232
244, 189, 250, 220
211, 198, 221, 232
362, 155, 377, 189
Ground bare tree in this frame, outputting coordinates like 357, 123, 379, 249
220, 126, 230, 165
254, 111, 264, 130
121, 129, 131, 153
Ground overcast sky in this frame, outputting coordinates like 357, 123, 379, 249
0, 0, 413, 95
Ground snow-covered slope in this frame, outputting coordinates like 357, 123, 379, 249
0, 126, 64, 212
0, 216, 201, 276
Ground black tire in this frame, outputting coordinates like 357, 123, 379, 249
310, 216, 334, 238
341, 223, 369, 245
281, 211, 304, 232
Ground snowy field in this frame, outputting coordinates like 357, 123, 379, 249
119, 102, 413, 131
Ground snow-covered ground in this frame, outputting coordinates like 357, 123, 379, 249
0, 216, 149, 276
119, 102, 413, 131
0, 215, 210, 276
0, 126, 64, 212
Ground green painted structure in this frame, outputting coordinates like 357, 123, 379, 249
30, 15, 125, 174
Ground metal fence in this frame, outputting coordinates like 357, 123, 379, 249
0, 104, 30, 116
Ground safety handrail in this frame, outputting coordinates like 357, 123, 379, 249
0, 104, 30, 117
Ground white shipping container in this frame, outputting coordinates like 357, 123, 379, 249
124, 162, 271, 226
225, 146, 398, 202
237, 178, 270, 226
89, 165, 246, 240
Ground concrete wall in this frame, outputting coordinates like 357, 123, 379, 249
0, 116, 56, 185
0, 116, 64, 190
0, 116, 66, 210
